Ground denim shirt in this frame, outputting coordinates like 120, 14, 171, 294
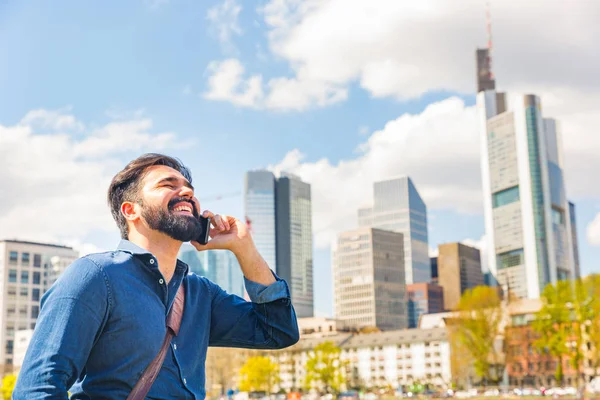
13, 240, 299, 399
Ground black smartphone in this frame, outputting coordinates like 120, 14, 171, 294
196, 216, 211, 245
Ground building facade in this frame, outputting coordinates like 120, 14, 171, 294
358, 177, 430, 285
276, 173, 314, 318
0, 240, 78, 371
478, 92, 579, 299
407, 283, 445, 329
244, 171, 278, 272
437, 243, 484, 311
334, 228, 407, 331
269, 328, 451, 392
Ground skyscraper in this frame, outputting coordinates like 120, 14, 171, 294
0, 240, 78, 372
478, 91, 578, 299
476, 48, 496, 92
358, 177, 430, 284
276, 173, 314, 318
244, 171, 277, 271
244, 170, 314, 318
333, 227, 407, 331
406, 283, 444, 328
436, 243, 484, 311
179, 246, 245, 298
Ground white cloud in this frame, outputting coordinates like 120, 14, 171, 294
207, 0, 243, 51
261, 0, 600, 99
0, 109, 179, 246
269, 96, 481, 248
204, 59, 264, 108
203, 59, 347, 111
586, 212, 600, 247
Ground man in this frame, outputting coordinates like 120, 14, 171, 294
13, 153, 299, 399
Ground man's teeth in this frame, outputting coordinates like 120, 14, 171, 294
174, 206, 192, 213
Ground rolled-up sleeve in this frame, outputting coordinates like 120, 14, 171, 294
13, 257, 111, 399
208, 272, 299, 349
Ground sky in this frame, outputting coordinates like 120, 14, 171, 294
1, 0, 600, 317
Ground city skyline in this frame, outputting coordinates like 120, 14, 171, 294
1, 1, 599, 319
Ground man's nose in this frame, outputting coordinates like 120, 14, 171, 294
179, 185, 194, 198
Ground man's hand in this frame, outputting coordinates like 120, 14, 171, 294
191, 210, 252, 254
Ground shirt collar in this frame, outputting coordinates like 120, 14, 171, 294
117, 239, 189, 272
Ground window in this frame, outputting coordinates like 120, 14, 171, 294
7, 287, 16, 300
493, 186, 520, 208
21, 271, 29, 284
497, 249, 524, 270
33, 272, 41, 285
19, 287, 28, 298
32, 288, 40, 302
19, 306, 27, 317
31, 306, 39, 319
22, 252, 30, 265
9, 251, 18, 264
5, 340, 13, 355
33, 254, 42, 267
8, 269, 17, 283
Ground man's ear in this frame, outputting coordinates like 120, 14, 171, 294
121, 201, 140, 222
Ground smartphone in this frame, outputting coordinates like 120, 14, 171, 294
196, 216, 211, 245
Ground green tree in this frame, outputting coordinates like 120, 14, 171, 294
238, 356, 280, 394
586, 275, 600, 375
532, 280, 573, 385
1, 374, 16, 400
454, 286, 504, 384
305, 341, 346, 394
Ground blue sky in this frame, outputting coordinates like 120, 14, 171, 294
1, 0, 599, 317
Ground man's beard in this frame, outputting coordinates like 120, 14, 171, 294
141, 198, 202, 242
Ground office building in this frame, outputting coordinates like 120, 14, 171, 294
406, 283, 444, 328
478, 92, 579, 299
271, 327, 451, 392
476, 48, 495, 92
358, 177, 430, 285
244, 171, 314, 318
568, 202, 581, 279
179, 246, 245, 298
430, 257, 438, 285
437, 243, 484, 311
0, 240, 78, 371
244, 171, 277, 271
334, 227, 407, 331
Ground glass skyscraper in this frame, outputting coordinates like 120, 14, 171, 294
358, 177, 431, 285
244, 171, 277, 272
478, 91, 579, 299
244, 170, 314, 318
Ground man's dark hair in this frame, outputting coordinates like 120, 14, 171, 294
107, 153, 193, 239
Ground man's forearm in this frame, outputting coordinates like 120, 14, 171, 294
232, 241, 276, 286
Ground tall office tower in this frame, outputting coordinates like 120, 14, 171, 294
179, 246, 245, 298
276, 173, 313, 318
0, 240, 78, 371
244, 170, 314, 318
406, 282, 444, 328
436, 243, 484, 311
569, 202, 581, 279
476, 48, 496, 92
478, 92, 578, 299
244, 171, 277, 271
358, 177, 430, 284
333, 228, 407, 331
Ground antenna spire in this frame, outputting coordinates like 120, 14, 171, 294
486, 0, 494, 80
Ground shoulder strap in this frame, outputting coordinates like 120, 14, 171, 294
127, 282, 186, 400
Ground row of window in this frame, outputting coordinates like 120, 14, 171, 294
6, 304, 39, 319
7, 269, 42, 284
8, 251, 42, 267
6, 286, 41, 301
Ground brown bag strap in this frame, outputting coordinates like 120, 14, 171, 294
127, 282, 186, 400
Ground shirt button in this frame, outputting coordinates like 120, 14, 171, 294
159, 278, 164, 284
174, 344, 177, 350
183, 378, 187, 385
149, 259, 155, 264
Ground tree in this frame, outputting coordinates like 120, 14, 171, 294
532, 280, 573, 385
586, 275, 600, 376
206, 347, 251, 396
238, 356, 280, 394
1, 374, 16, 400
305, 341, 346, 394
454, 286, 504, 384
